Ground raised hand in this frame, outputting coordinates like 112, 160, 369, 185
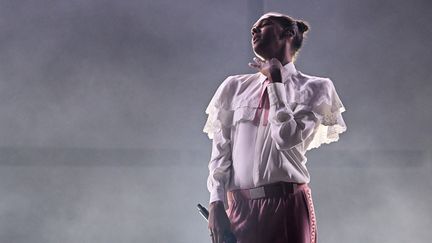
248, 57, 283, 83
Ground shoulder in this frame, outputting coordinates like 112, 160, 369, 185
210, 72, 260, 108
214, 72, 262, 110
216, 72, 261, 94
221, 72, 260, 86
295, 71, 336, 95
292, 71, 338, 106
295, 71, 334, 88
230, 72, 260, 82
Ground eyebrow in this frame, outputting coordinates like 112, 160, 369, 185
252, 18, 272, 29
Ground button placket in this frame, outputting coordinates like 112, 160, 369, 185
253, 79, 270, 126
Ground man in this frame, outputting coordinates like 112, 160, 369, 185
203, 12, 347, 243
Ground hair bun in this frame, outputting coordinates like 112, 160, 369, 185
296, 20, 309, 33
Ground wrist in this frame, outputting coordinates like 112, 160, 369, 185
210, 200, 224, 209
269, 69, 282, 83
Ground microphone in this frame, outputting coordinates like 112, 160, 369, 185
197, 203, 237, 243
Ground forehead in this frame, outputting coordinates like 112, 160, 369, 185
252, 16, 273, 27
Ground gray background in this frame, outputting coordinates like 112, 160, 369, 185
0, 0, 431, 242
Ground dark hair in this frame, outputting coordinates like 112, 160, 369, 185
263, 12, 310, 58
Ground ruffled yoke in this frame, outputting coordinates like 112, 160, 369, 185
203, 64, 347, 151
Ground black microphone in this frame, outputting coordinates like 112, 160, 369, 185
197, 203, 237, 243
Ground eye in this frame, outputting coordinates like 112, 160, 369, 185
261, 21, 272, 27
251, 20, 272, 34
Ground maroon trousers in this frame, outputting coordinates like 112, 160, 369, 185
226, 183, 317, 243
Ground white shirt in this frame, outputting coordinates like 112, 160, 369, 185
203, 62, 347, 207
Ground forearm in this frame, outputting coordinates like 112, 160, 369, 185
207, 125, 232, 207
266, 82, 318, 150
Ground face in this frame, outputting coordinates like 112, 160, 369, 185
251, 16, 288, 60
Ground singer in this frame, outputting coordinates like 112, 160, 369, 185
203, 12, 347, 243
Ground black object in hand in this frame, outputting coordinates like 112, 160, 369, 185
197, 203, 237, 243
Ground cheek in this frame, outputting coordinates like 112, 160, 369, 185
262, 29, 279, 42
260, 31, 271, 41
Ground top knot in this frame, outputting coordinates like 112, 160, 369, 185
296, 20, 309, 34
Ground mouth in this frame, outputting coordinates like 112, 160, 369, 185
252, 36, 261, 43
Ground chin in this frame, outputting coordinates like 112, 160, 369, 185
252, 45, 272, 61
251, 47, 262, 58
252, 49, 268, 61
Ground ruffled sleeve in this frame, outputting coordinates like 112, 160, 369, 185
302, 78, 347, 151
203, 76, 235, 140
203, 76, 236, 208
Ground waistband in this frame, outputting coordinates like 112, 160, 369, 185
228, 182, 308, 201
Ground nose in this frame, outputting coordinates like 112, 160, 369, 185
251, 26, 260, 36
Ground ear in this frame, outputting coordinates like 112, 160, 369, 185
280, 28, 294, 40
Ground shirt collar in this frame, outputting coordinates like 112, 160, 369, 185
258, 61, 297, 84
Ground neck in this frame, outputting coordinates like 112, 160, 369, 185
280, 56, 292, 66
279, 44, 293, 65
267, 54, 291, 66
266, 45, 293, 65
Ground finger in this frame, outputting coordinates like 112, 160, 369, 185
210, 229, 215, 243
253, 57, 262, 65
250, 61, 261, 69
253, 57, 259, 63
251, 58, 258, 66
254, 56, 264, 63
213, 230, 219, 243
254, 60, 264, 69
217, 231, 224, 243
248, 62, 259, 69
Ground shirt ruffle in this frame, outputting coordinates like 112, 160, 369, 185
203, 103, 233, 139
297, 103, 347, 151
203, 76, 347, 150
297, 78, 347, 150
296, 78, 347, 151
204, 75, 262, 139
204, 103, 258, 139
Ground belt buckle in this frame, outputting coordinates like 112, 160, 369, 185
249, 186, 265, 199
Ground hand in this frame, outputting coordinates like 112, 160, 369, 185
208, 201, 232, 243
248, 57, 283, 83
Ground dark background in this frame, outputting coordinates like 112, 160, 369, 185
0, 0, 431, 242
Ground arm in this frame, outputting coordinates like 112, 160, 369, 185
207, 124, 232, 207
248, 57, 319, 151
266, 82, 319, 151
207, 125, 233, 243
